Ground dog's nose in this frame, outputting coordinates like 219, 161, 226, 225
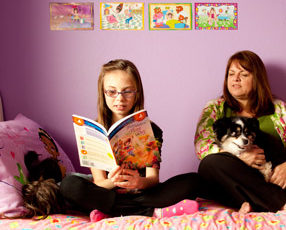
243, 139, 249, 145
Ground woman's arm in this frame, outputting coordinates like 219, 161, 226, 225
194, 99, 224, 159
238, 145, 266, 169
269, 99, 286, 188
270, 162, 286, 189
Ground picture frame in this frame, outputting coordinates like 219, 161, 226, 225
195, 3, 238, 30
50, 2, 94, 31
149, 3, 192, 30
100, 2, 144, 30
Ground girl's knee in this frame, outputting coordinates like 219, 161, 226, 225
60, 175, 85, 196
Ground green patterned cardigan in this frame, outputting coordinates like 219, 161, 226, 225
194, 97, 286, 160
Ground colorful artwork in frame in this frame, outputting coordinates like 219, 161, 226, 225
149, 3, 192, 30
195, 3, 238, 30
100, 3, 144, 30
50, 3, 94, 31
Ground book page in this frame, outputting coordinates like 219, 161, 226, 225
109, 111, 160, 169
108, 109, 146, 135
73, 115, 117, 171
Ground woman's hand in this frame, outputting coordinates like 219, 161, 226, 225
239, 145, 266, 170
270, 162, 286, 189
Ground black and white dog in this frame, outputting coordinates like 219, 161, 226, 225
212, 117, 285, 182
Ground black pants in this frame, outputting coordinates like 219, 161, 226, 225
198, 152, 286, 212
59, 172, 202, 217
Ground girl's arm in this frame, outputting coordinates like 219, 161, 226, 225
91, 121, 162, 190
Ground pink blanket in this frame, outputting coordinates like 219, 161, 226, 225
1, 199, 285, 229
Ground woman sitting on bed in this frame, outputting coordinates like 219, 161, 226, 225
195, 50, 286, 213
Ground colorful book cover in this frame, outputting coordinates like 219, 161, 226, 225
72, 110, 159, 171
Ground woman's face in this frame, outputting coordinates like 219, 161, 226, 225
227, 60, 253, 102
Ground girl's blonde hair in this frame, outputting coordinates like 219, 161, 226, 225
97, 59, 144, 129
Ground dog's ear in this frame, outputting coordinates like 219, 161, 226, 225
37, 158, 62, 183
24, 151, 40, 172
213, 117, 230, 140
247, 117, 260, 131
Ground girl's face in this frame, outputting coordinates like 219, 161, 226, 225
227, 60, 253, 102
103, 70, 137, 122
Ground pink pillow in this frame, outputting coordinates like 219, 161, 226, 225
0, 114, 74, 217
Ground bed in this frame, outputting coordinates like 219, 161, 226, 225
1, 199, 286, 229
0, 97, 286, 229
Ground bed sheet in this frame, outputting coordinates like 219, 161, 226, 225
1, 199, 285, 230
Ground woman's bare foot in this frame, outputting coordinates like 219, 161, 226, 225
239, 202, 251, 214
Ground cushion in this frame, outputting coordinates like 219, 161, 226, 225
0, 113, 75, 217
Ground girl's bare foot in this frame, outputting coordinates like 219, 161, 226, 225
239, 202, 251, 214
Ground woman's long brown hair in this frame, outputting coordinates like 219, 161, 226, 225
223, 50, 274, 116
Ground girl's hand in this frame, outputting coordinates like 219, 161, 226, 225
270, 162, 286, 189
239, 145, 266, 170
107, 165, 126, 184
113, 168, 142, 190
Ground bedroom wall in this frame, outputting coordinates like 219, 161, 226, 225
1, 0, 286, 181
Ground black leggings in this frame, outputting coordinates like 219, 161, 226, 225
198, 152, 286, 212
59, 172, 202, 217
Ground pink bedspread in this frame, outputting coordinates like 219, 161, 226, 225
1, 199, 285, 229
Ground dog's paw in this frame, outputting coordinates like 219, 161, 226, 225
260, 162, 272, 182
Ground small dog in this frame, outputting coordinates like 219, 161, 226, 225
22, 151, 64, 218
213, 117, 273, 181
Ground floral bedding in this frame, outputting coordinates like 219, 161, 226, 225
1, 199, 285, 230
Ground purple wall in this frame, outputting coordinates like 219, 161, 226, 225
1, 0, 286, 181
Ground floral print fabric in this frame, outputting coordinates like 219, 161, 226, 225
194, 98, 286, 159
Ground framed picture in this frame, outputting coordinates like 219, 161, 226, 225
50, 3, 94, 31
100, 2, 144, 30
149, 3, 192, 30
195, 3, 238, 30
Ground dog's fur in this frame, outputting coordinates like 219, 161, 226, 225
22, 151, 64, 218
24, 151, 62, 183
213, 117, 274, 181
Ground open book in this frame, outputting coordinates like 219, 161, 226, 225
72, 110, 159, 171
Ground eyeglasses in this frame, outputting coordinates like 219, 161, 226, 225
104, 89, 137, 98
